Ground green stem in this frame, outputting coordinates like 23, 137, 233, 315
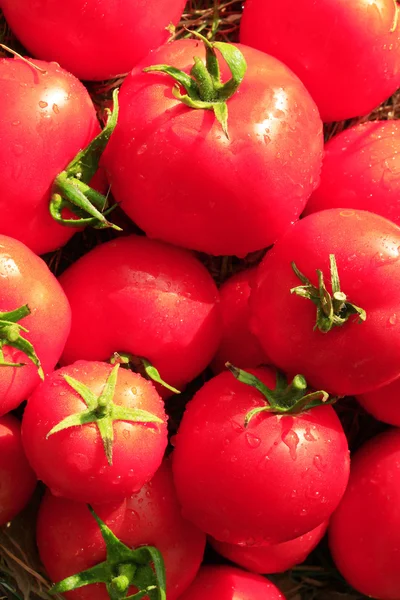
110, 353, 180, 395
0, 305, 43, 378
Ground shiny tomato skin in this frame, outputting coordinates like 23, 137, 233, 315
211, 268, 267, 374
59, 235, 222, 395
22, 361, 168, 504
0, 235, 71, 415
172, 367, 349, 545
37, 460, 206, 600
240, 0, 400, 123
177, 565, 285, 600
0, 57, 101, 255
304, 121, 400, 224
329, 429, 400, 599
1, 0, 187, 81
0, 415, 36, 525
103, 39, 323, 257
356, 377, 400, 426
210, 521, 328, 574
250, 209, 400, 396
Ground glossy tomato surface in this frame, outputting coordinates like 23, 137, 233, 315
1, 0, 187, 81
250, 209, 400, 396
103, 39, 323, 257
240, 0, 400, 122
0, 57, 101, 254
173, 368, 349, 545
356, 376, 400, 426
330, 429, 400, 599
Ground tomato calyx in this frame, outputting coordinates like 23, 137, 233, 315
46, 364, 164, 465
0, 305, 44, 378
49, 88, 121, 231
111, 352, 181, 395
226, 363, 335, 427
290, 254, 366, 333
143, 31, 247, 138
49, 505, 166, 600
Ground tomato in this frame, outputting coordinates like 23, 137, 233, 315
102, 38, 323, 257
211, 268, 267, 374
59, 235, 222, 395
37, 460, 206, 600
0, 235, 71, 416
304, 121, 400, 224
0, 414, 36, 525
250, 209, 400, 396
172, 367, 349, 545
1, 0, 187, 81
240, 0, 400, 123
22, 361, 168, 503
330, 429, 400, 599
210, 521, 328, 574
177, 565, 285, 600
356, 376, 400, 426
0, 57, 103, 255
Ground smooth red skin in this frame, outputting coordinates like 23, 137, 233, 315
59, 235, 222, 395
304, 121, 400, 224
1, 0, 186, 81
102, 39, 323, 257
22, 361, 168, 504
0, 58, 102, 255
356, 376, 400, 426
172, 367, 349, 545
329, 429, 400, 599
0, 235, 71, 415
240, 0, 400, 123
37, 460, 206, 600
210, 521, 328, 574
176, 565, 285, 600
0, 415, 36, 525
250, 209, 400, 396
211, 268, 268, 374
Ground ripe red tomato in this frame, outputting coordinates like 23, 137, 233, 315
0, 414, 36, 525
103, 39, 323, 257
0, 57, 102, 255
177, 566, 285, 600
211, 268, 267, 374
330, 429, 400, 599
22, 361, 168, 503
250, 209, 400, 396
240, 0, 400, 122
0, 235, 71, 416
59, 235, 222, 395
37, 460, 206, 600
173, 367, 349, 545
210, 521, 328, 574
356, 377, 400, 426
1, 0, 187, 81
304, 121, 400, 224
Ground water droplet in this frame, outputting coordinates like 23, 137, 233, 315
231, 420, 244, 433
145, 490, 151, 498
282, 429, 299, 460
263, 134, 271, 145
130, 510, 140, 521
313, 455, 326, 472
12, 120, 20, 126
52, 103, 60, 114
245, 432, 261, 448
39, 100, 48, 108
122, 429, 130, 440
304, 428, 316, 442
300, 508, 308, 516
387, 314, 397, 327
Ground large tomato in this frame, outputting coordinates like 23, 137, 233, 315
0, 235, 71, 416
103, 38, 323, 257
1, 0, 187, 81
250, 209, 400, 396
240, 0, 400, 122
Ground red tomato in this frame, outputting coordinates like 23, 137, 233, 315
59, 235, 222, 395
240, 0, 400, 122
103, 39, 323, 257
37, 460, 206, 600
22, 361, 168, 503
0, 57, 102, 254
177, 565, 285, 600
330, 429, 400, 599
0, 235, 71, 416
0, 414, 36, 525
172, 367, 349, 545
304, 121, 400, 224
1, 0, 186, 81
250, 209, 400, 396
210, 521, 328, 574
356, 376, 400, 426
211, 268, 267, 374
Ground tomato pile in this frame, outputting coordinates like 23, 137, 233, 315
0, 0, 399, 599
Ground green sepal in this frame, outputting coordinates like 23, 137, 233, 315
0, 304, 44, 378
111, 353, 181, 395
